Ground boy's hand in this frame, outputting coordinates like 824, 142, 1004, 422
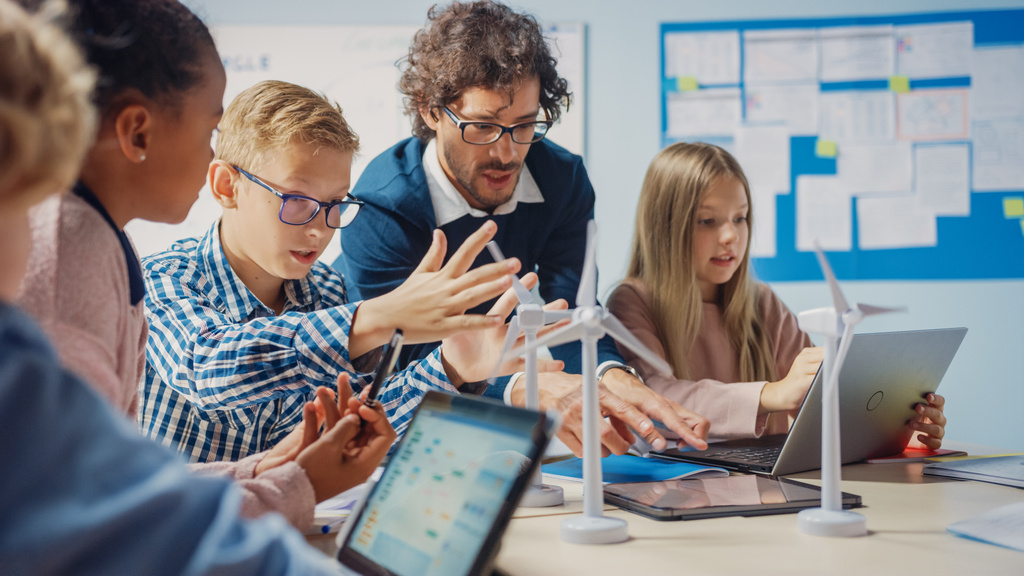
350, 221, 522, 357
440, 271, 566, 387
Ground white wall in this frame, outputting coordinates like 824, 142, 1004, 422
183, 0, 1024, 450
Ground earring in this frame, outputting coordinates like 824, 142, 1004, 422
139, 154, 147, 162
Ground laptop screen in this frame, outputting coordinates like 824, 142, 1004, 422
338, 391, 553, 576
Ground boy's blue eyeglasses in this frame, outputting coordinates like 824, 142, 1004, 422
233, 166, 363, 229
442, 106, 552, 145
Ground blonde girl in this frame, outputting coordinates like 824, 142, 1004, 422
608, 142, 946, 447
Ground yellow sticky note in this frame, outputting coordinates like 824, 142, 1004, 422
1020, 219, 1024, 236
676, 76, 699, 92
1004, 197, 1024, 218
889, 76, 910, 93
815, 139, 837, 158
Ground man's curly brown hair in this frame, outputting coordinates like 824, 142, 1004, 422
400, 1, 571, 142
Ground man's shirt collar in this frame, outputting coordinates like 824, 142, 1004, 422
423, 138, 543, 227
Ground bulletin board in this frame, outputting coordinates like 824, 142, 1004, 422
660, 9, 1024, 281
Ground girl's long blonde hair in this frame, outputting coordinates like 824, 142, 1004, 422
625, 142, 776, 382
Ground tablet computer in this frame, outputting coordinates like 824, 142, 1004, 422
335, 391, 558, 576
603, 475, 862, 521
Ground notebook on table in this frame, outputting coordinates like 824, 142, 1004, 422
335, 390, 558, 576
650, 327, 967, 476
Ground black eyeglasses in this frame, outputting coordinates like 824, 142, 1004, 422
442, 106, 552, 145
233, 166, 363, 229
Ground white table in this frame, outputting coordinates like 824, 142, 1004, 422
308, 443, 1024, 574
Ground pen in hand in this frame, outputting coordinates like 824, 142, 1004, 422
364, 329, 404, 409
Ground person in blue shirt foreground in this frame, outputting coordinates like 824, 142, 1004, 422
334, 0, 710, 456
0, 1, 374, 573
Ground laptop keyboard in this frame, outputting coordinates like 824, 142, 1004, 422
708, 446, 782, 465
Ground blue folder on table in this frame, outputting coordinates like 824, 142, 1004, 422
542, 454, 728, 484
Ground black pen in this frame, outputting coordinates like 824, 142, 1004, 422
364, 329, 404, 409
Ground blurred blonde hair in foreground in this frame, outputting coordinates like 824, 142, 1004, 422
0, 0, 96, 207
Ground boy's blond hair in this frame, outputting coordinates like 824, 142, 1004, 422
0, 0, 95, 207
215, 80, 359, 171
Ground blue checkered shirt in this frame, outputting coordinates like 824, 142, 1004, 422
139, 222, 456, 462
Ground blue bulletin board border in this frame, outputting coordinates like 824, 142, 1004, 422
660, 9, 1024, 281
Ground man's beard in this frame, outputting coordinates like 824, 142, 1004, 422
444, 145, 522, 211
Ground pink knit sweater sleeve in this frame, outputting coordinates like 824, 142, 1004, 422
608, 282, 767, 438
18, 195, 144, 417
607, 281, 812, 439
21, 196, 318, 532
189, 453, 316, 531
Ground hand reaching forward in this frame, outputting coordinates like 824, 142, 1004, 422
350, 220, 521, 357
759, 346, 823, 414
440, 271, 567, 388
597, 367, 710, 453
512, 370, 710, 458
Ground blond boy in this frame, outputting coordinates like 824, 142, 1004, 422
140, 80, 539, 462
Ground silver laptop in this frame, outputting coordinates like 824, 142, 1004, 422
650, 327, 967, 476
335, 391, 558, 576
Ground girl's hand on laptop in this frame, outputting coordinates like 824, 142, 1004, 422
759, 347, 823, 414
906, 393, 946, 450
439, 271, 567, 387
350, 221, 523, 357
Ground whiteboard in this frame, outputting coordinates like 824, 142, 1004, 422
126, 23, 587, 262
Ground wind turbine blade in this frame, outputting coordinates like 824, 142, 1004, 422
486, 241, 535, 304
832, 320, 857, 384
509, 322, 586, 359
601, 313, 674, 377
487, 316, 520, 385
813, 242, 849, 313
485, 240, 506, 264
576, 220, 597, 308
541, 309, 573, 323
510, 276, 534, 305
857, 303, 906, 317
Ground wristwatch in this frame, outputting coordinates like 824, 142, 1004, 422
596, 363, 644, 384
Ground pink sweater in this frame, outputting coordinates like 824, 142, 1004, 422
17, 192, 315, 530
607, 280, 811, 439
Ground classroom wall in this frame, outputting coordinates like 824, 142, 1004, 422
183, 0, 1024, 450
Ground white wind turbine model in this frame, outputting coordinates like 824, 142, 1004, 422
506, 220, 675, 544
797, 243, 904, 537
485, 241, 573, 507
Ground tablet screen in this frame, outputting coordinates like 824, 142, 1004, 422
339, 393, 549, 575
